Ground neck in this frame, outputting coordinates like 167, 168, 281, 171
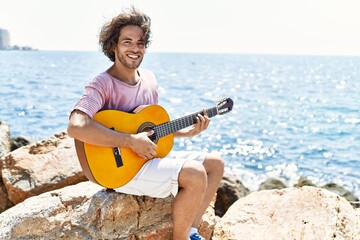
108, 64, 139, 85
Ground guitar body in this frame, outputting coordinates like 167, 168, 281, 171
74, 97, 233, 189
75, 105, 174, 189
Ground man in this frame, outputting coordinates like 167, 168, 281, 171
67, 7, 224, 240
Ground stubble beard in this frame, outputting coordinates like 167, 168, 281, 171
116, 49, 143, 69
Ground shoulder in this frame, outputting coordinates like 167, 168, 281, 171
138, 68, 157, 87
138, 68, 156, 80
92, 72, 112, 84
88, 72, 114, 90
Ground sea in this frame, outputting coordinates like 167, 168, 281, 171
0, 51, 359, 198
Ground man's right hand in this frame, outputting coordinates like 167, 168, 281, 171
130, 131, 157, 160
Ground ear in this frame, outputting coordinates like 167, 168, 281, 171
111, 43, 117, 52
111, 45, 117, 61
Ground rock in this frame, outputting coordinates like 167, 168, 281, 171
258, 177, 287, 190
215, 173, 249, 217
0, 181, 215, 240
1, 131, 86, 205
0, 121, 11, 158
213, 186, 360, 240
0, 180, 13, 213
321, 183, 359, 202
10, 136, 32, 151
199, 201, 218, 240
0, 121, 13, 213
294, 176, 316, 187
293, 178, 359, 206
351, 201, 360, 208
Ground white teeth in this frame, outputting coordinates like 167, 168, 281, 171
128, 54, 139, 59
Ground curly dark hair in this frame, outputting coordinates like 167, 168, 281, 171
99, 7, 152, 62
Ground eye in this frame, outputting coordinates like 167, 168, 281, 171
123, 41, 132, 46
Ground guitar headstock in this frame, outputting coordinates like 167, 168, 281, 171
216, 97, 233, 115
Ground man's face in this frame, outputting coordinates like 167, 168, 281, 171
114, 25, 146, 69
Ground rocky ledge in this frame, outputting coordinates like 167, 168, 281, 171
0, 122, 359, 239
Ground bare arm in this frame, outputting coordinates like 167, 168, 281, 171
67, 110, 157, 159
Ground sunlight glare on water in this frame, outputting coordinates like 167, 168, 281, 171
0, 51, 359, 197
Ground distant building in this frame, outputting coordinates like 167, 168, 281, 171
0, 28, 34, 51
0, 28, 11, 49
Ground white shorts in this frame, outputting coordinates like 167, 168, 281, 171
114, 151, 206, 198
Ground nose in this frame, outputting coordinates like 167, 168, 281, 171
128, 42, 141, 52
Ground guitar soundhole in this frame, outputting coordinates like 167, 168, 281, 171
138, 122, 158, 144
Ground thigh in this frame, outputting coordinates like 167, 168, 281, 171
114, 151, 206, 198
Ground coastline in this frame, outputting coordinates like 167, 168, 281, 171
1, 121, 359, 211
0, 126, 359, 238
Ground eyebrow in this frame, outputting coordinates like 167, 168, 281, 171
120, 36, 144, 42
121, 36, 133, 41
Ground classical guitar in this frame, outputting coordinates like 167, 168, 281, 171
75, 97, 233, 188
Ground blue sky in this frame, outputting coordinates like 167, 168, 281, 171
1, 0, 360, 55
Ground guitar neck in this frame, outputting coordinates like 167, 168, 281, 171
154, 106, 218, 139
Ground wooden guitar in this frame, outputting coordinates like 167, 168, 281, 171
75, 97, 233, 188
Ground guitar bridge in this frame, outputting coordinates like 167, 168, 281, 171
113, 147, 123, 168
109, 127, 123, 168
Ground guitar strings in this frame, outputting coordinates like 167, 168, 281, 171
153, 107, 218, 139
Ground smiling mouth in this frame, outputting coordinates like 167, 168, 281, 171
127, 54, 140, 60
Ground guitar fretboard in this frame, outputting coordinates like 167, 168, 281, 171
153, 106, 218, 139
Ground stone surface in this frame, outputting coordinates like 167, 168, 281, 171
258, 177, 287, 190
10, 136, 32, 151
293, 176, 316, 187
0, 180, 13, 213
0, 121, 13, 212
1, 128, 359, 239
0, 181, 215, 240
215, 173, 249, 217
321, 182, 359, 202
0, 121, 10, 159
213, 186, 360, 240
1, 131, 86, 205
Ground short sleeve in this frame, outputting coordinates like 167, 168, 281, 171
72, 78, 106, 118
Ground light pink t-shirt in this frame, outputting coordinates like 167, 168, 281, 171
73, 69, 158, 118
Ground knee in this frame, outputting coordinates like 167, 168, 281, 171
204, 153, 225, 177
178, 160, 207, 191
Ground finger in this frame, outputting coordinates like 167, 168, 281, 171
197, 113, 209, 131
202, 109, 208, 117
198, 114, 208, 126
195, 116, 203, 130
146, 130, 154, 136
202, 111, 210, 127
198, 113, 205, 121
205, 120, 210, 128
195, 115, 201, 123
204, 116, 210, 127
193, 116, 200, 129
196, 115, 205, 130
145, 152, 156, 160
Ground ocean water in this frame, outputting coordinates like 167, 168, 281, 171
1, 51, 359, 197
